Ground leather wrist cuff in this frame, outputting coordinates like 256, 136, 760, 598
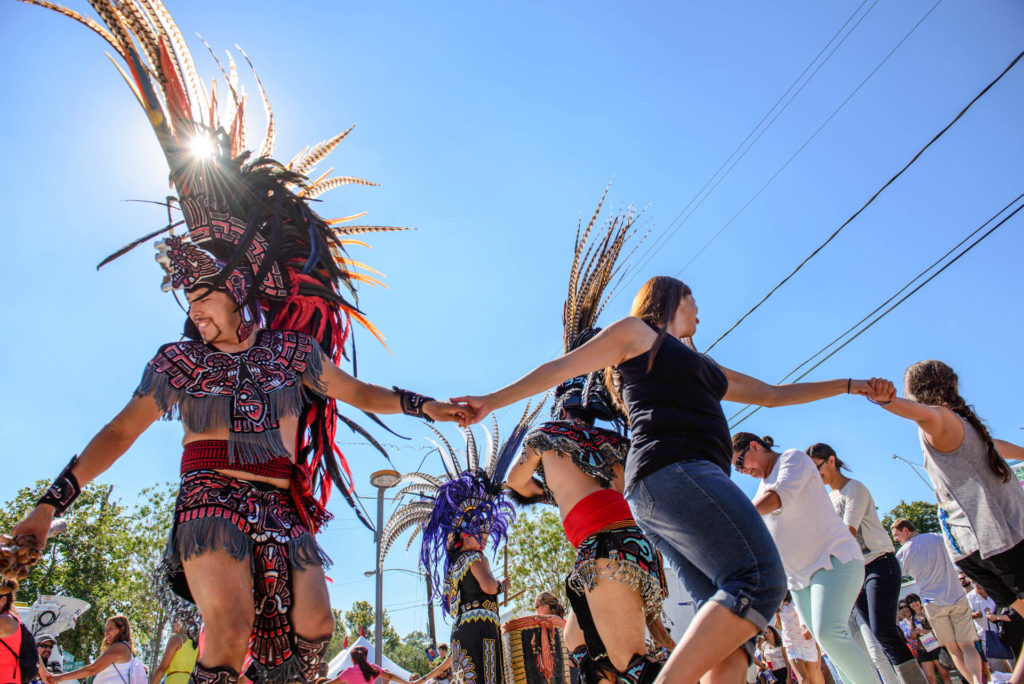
38, 456, 81, 516
393, 386, 435, 422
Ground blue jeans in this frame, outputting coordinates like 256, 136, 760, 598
626, 460, 787, 635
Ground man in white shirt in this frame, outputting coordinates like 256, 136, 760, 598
892, 519, 985, 684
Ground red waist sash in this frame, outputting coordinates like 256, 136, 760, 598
181, 440, 293, 479
180, 440, 329, 530
562, 489, 635, 548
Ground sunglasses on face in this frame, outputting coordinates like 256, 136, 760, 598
734, 444, 751, 470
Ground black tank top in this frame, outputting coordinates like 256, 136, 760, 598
618, 329, 731, 489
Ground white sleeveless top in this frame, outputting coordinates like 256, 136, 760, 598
92, 656, 137, 684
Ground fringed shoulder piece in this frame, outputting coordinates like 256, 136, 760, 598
525, 420, 629, 489
133, 329, 329, 464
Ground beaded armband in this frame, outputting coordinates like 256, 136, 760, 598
37, 456, 81, 516
393, 386, 435, 422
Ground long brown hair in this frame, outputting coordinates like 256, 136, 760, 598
604, 276, 692, 418
350, 646, 381, 682
904, 360, 1011, 482
102, 615, 136, 654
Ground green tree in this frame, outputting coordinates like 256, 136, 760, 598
506, 509, 575, 614
343, 600, 400, 651
881, 500, 940, 545
0, 481, 177, 669
388, 630, 431, 676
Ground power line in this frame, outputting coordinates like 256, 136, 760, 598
706, 45, 1024, 353
620, 0, 879, 292
727, 191, 1024, 429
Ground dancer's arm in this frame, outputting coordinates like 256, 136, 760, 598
10, 395, 163, 547
149, 634, 183, 684
861, 379, 964, 452
53, 643, 131, 682
453, 317, 652, 424
721, 368, 875, 407
381, 670, 411, 684
317, 362, 469, 423
469, 555, 503, 595
417, 657, 451, 683
506, 448, 546, 498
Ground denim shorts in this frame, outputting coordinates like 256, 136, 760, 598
626, 459, 787, 634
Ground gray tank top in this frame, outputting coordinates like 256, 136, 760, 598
920, 415, 1024, 560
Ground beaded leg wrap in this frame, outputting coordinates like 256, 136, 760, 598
293, 634, 331, 684
616, 654, 662, 684
190, 663, 239, 684
164, 470, 331, 684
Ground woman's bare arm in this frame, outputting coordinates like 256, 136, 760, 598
721, 367, 873, 408
54, 643, 131, 681
454, 317, 653, 424
866, 380, 964, 452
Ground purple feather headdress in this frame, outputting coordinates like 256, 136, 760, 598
377, 399, 546, 616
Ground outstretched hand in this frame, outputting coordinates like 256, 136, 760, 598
864, 377, 896, 404
448, 395, 494, 427
849, 378, 896, 403
423, 401, 473, 425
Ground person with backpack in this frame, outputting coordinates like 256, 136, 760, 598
50, 615, 143, 684
0, 584, 39, 684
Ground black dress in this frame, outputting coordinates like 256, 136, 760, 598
445, 551, 504, 684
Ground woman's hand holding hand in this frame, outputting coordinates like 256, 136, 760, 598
423, 401, 472, 425
449, 395, 496, 426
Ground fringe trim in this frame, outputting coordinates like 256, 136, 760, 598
173, 516, 252, 563
300, 343, 328, 396
135, 365, 306, 464
525, 425, 626, 488
167, 518, 332, 571
567, 558, 664, 617
245, 655, 306, 684
287, 532, 333, 571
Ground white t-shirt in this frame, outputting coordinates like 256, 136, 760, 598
829, 479, 896, 564
966, 589, 996, 637
757, 449, 863, 590
894, 533, 963, 606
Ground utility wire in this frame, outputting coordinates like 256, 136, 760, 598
706, 45, 1024, 353
619, 0, 878, 295
727, 192, 1024, 429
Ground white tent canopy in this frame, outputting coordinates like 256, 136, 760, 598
326, 636, 414, 680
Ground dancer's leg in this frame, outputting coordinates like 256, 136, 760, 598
583, 566, 647, 672
924, 600, 983, 684
290, 562, 335, 682
183, 548, 255, 672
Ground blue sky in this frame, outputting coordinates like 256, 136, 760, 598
1, 1, 1022, 639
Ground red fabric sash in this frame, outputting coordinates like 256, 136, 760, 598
562, 489, 635, 548
180, 440, 327, 531
181, 440, 294, 479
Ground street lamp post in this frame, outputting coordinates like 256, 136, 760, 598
891, 454, 933, 489
370, 469, 401, 666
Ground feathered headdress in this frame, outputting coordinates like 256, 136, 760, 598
18, 0, 408, 530
553, 187, 647, 425
379, 400, 546, 616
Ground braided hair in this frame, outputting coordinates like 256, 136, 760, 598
904, 360, 1011, 483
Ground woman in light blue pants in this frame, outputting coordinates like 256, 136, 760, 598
732, 433, 879, 684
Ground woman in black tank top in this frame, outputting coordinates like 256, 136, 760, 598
455, 276, 882, 684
